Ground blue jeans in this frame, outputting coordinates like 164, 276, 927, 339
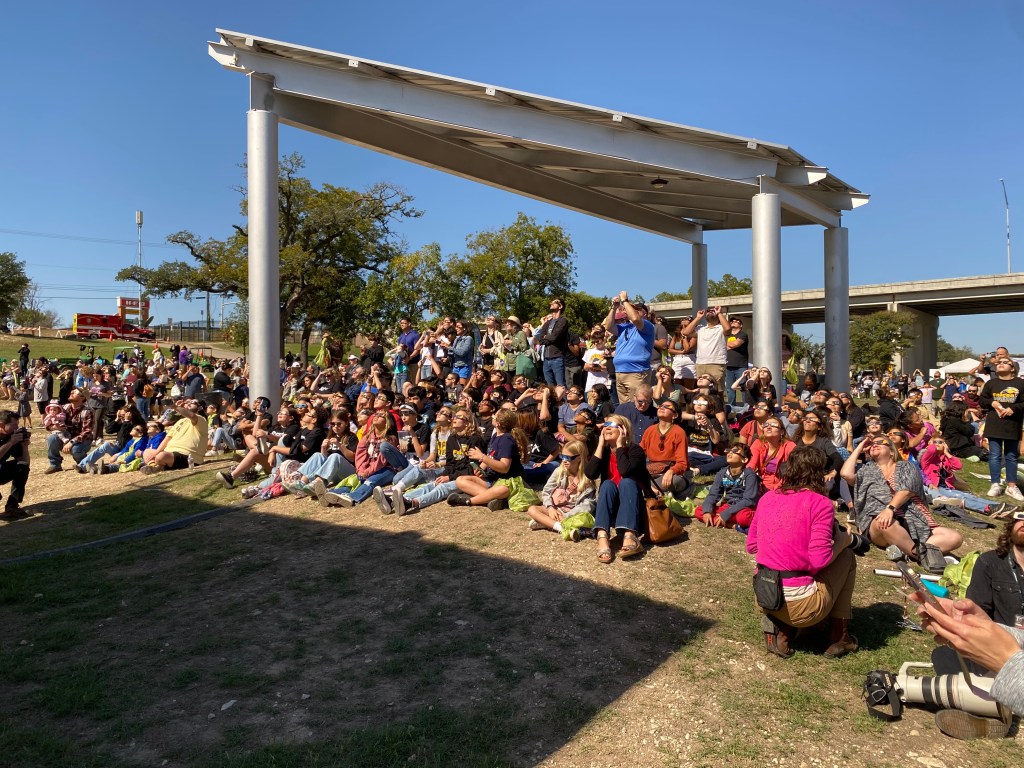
594, 477, 641, 533
406, 479, 457, 509
725, 367, 744, 405
298, 452, 356, 485
928, 486, 992, 513
348, 443, 409, 502
78, 441, 119, 469
47, 433, 89, 469
988, 438, 1019, 485
687, 451, 728, 475
135, 396, 150, 421
542, 357, 566, 388
392, 463, 441, 488
210, 427, 235, 453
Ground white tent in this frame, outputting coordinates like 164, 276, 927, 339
935, 358, 981, 377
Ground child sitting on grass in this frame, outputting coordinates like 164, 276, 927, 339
697, 442, 760, 532
526, 441, 597, 539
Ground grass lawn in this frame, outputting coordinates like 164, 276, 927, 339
0, 407, 1020, 767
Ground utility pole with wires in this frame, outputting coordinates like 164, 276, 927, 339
136, 210, 145, 322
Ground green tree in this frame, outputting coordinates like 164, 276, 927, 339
936, 335, 975, 364
355, 243, 468, 335
449, 213, 576, 322
562, 290, 611, 332
650, 274, 752, 304
0, 252, 32, 326
116, 154, 420, 359
789, 331, 826, 372
849, 311, 916, 373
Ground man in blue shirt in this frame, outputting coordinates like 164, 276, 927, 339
603, 291, 655, 404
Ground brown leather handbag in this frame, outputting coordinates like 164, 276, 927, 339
645, 495, 685, 544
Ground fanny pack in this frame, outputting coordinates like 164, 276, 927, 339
753, 565, 803, 611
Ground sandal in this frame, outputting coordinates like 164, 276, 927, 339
596, 532, 613, 564
619, 531, 644, 558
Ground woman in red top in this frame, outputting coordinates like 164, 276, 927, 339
738, 400, 772, 445
747, 416, 795, 493
639, 399, 690, 497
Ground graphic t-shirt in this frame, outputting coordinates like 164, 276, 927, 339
582, 346, 610, 391
982, 377, 1024, 441
485, 432, 524, 479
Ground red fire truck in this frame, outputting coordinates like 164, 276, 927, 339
71, 314, 155, 341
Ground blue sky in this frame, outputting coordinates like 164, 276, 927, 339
2, 1, 1023, 352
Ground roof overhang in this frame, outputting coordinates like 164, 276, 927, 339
210, 30, 868, 244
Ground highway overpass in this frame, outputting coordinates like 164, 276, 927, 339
650, 273, 1024, 373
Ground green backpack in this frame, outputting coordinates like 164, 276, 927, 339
939, 550, 980, 599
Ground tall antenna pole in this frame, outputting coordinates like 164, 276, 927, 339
135, 210, 144, 322
1000, 179, 1010, 274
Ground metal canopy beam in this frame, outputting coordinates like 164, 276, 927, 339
758, 176, 841, 229
273, 93, 705, 243
209, 43, 779, 185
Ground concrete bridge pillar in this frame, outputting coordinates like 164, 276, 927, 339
889, 303, 938, 375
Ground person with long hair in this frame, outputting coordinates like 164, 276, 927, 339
939, 400, 987, 461
668, 318, 697, 387
738, 401, 773, 445
747, 445, 861, 659
651, 364, 683, 405
448, 408, 539, 513
585, 414, 650, 563
517, 407, 561, 482
842, 433, 963, 573
680, 395, 727, 475
979, 356, 1024, 502
526, 441, 597, 539
747, 415, 795, 493
966, 512, 1024, 626
320, 411, 408, 507
919, 436, 1012, 517
295, 410, 359, 496
877, 385, 904, 431
386, 408, 487, 515
586, 382, 615, 421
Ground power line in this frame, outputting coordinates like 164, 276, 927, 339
0, 226, 185, 249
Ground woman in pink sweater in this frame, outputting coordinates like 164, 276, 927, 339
746, 445, 859, 659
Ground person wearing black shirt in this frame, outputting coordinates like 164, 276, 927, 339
537, 298, 570, 397
967, 514, 1024, 627
0, 410, 31, 517
980, 358, 1024, 501
724, 317, 749, 406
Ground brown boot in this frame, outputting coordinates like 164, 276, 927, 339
762, 615, 795, 658
823, 617, 858, 658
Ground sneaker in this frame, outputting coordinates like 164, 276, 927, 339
528, 519, 543, 531
447, 492, 472, 506
393, 492, 407, 517
0, 505, 30, 520
885, 544, 905, 562
307, 477, 327, 501
256, 438, 270, 455
74, 463, 87, 474
320, 492, 354, 508
920, 543, 948, 574
140, 462, 164, 475
987, 482, 1005, 498
241, 485, 261, 499
42, 466, 62, 475
372, 486, 393, 515
570, 527, 594, 541
487, 498, 508, 511
205, 450, 218, 457
1005, 485, 1024, 502
988, 502, 1014, 516
216, 470, 235, 489
934, 709, 1009, 740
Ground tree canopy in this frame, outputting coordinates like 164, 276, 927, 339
116, 154, 420, 352
849, 311, 916, 372
0, 252, 32, 326
650, 273, 753, 304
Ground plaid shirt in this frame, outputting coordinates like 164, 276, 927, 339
64, 403, 95, 445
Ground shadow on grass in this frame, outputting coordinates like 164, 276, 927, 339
0, 486, 711, 767
851, 600, 905, 651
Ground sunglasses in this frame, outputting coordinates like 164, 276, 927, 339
602, 422, 619, 428
559, 454, 580, 462
762, 423, 782, 429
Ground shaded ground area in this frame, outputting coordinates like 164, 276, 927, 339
0, 456, 1021, 767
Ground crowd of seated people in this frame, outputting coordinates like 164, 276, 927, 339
61, 298, 1024, 670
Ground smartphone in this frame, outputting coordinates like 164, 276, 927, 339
897, 562, 973, 686
470, 461, 482, 473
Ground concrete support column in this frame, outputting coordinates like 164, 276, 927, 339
889, 303, 939, 376
691, 243, 708, 318
247, 74, 281, 410
751, 193, 783, 390
824, 226, 850, 392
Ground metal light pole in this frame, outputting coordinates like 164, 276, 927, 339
1000, 179, 1011, 273
135, 210, 144, 321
